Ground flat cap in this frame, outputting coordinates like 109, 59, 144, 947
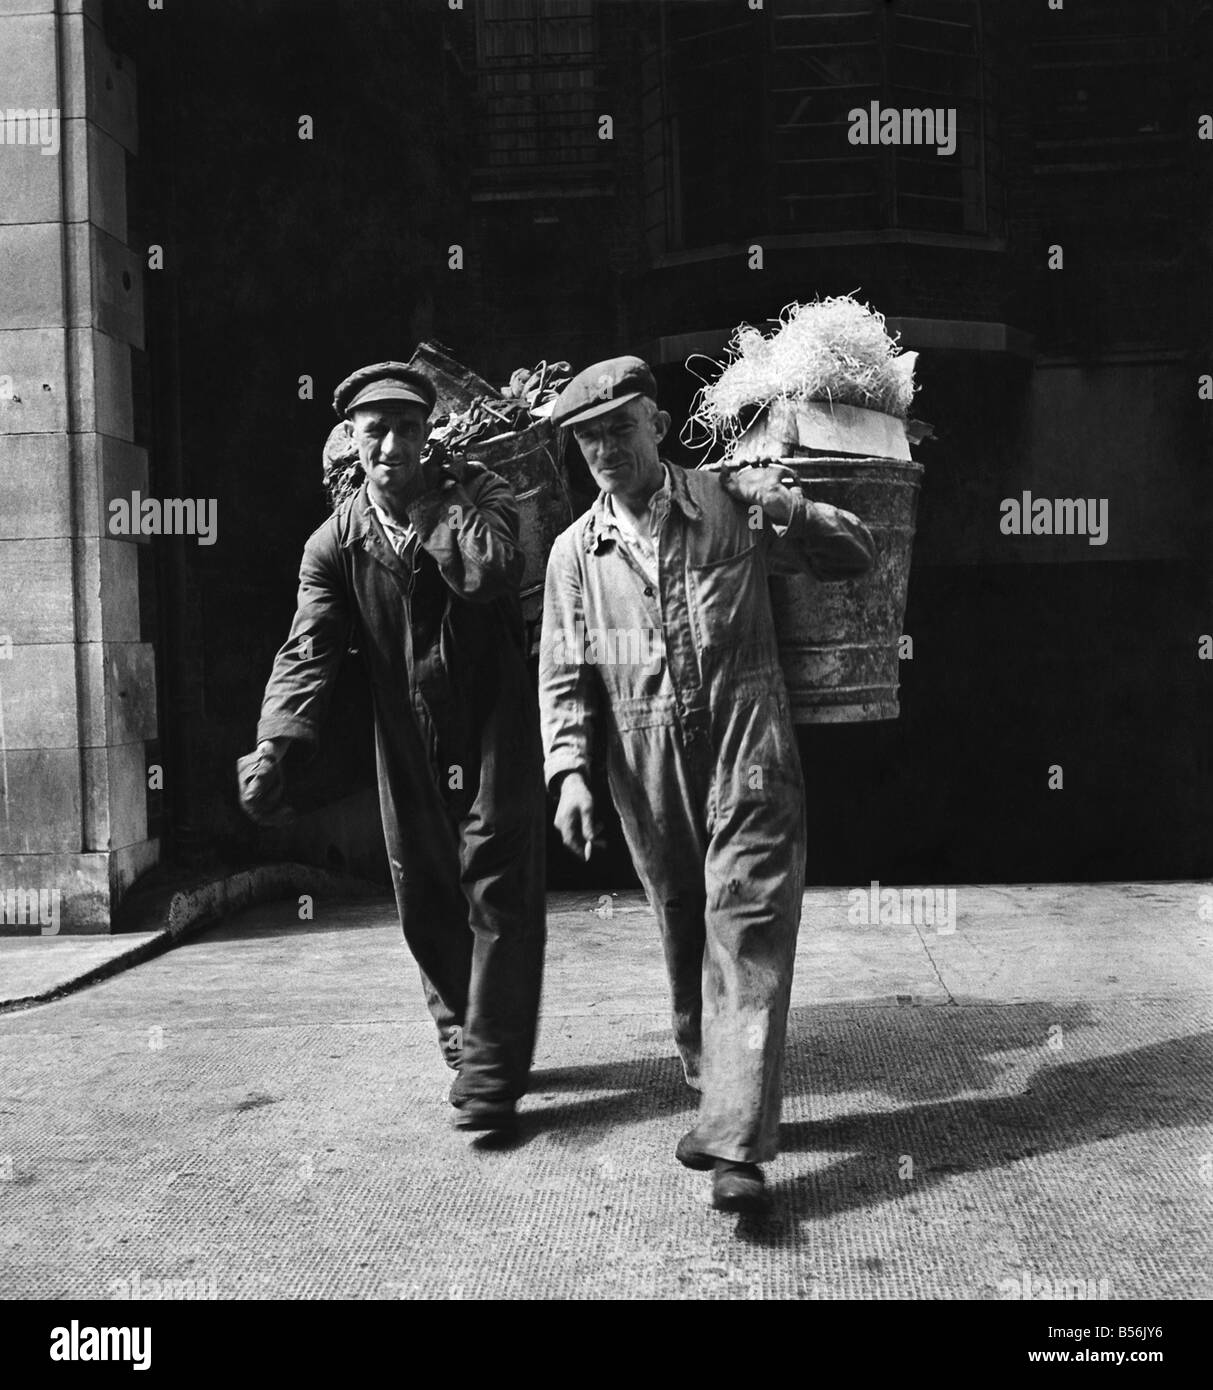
332, 361, 437, 418
550, 355, 657, 429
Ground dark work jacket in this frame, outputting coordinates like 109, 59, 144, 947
257, 468, 543, 880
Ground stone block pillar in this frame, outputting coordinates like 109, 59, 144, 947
0, 0, 157, 932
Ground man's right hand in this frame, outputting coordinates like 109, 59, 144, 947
554, 771, 601, 861
236, 739, 295, 826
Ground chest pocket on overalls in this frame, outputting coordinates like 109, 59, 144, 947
687, 542, 760, 651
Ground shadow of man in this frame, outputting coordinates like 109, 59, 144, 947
740, 1010, 1213, 1243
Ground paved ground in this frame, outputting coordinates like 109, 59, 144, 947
0, 864, 382, 1009
1, 883, 1210, 1300
0, 934, 161, 1006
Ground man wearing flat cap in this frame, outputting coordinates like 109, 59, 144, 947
539, 356, 875, 1210
240, 361, 546, 1135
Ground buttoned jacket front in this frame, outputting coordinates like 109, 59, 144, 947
539, 460, 876, 789
538, 459, 876, 1162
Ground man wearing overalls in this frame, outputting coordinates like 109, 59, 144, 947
539, 357, 875, 1210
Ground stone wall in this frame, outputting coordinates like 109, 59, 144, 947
0, 0, 157, 933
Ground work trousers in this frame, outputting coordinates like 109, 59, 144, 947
607, 687, 807, 1163
377, 708, 546, 1107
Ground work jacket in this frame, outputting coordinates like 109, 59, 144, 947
257, 468, 540, 869
539, 460, 876, 790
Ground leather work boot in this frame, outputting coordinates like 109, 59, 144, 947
450, 1098, 517, 1136
674, 1130, 715, 1171
711, 1160, 769, 1213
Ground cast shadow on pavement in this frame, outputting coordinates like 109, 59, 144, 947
739, 1015, 1213, 1243
526, 1056, 698, 1150
526, 1001, 1212, 1239
529, 997, 1102, 1147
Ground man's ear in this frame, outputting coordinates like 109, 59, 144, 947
651, 409, 672, 444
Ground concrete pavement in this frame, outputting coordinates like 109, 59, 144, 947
0, 864, 381, 1011
0, 883, 1210, 1299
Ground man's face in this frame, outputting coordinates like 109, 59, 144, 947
351, 403, 428, 512
573, 397, 669, 502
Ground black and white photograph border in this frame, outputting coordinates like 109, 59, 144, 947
0, 0, 1211, 1335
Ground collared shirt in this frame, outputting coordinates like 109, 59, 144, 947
597, 469, 669, 588
369, 493, 420, 563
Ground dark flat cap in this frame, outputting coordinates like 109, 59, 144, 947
332, 361, 437, 418
550, 355, 657, 429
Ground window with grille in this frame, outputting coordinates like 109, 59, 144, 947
654, 0, 999, 248
473, 0, 607, 191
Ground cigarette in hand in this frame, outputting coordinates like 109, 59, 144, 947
583, 841, 593, 863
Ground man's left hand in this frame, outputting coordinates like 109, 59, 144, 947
394, 445, 464, 510
419, 442, 464, 496
718, 462, 799, 526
